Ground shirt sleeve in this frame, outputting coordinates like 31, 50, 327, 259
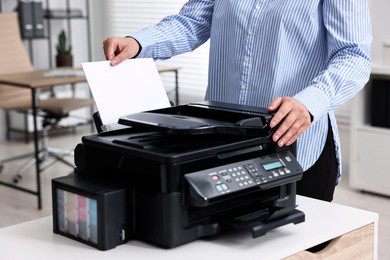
131, 0, 214, 60
293, 0, 372, 123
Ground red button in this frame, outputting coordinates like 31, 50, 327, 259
211, 175, 219, 181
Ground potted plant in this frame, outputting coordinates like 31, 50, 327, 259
55, 30, 73, 67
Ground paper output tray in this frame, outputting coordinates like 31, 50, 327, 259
220, 208, 305, 238
118, 101, 274, 136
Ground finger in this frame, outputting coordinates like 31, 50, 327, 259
272, 110, 296, 143
268, 97, 282, 112
103, 38, 118, 61
110, 50, 129, 66
110, 38, 141, 66
279, 126, 303, 147
269, 100, 293, 128
285, 128, 302, 146
286, 119, 310, 145
277, 111, 311, 146
275, 118, 301, 146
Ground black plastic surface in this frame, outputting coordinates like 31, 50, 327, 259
118, 101, 274, 136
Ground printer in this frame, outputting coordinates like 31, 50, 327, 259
52, 101, 305, 250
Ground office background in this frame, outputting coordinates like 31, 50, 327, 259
0, 0, 389, 258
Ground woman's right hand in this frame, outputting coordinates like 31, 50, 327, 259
103, 37, 141, 66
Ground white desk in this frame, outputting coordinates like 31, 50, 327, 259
0, 196, 378, 260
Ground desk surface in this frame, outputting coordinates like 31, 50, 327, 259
0, 196, 378, 260
0, 68, 86, 89
156, 64, 181, 73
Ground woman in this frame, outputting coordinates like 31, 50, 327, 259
103, 0, 372, 201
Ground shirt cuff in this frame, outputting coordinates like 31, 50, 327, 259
131, 30, 156, 58
293, 86, 330, 123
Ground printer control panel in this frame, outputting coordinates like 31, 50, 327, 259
185, 150, 303, 204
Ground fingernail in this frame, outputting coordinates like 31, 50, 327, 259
111, 59, 117, 66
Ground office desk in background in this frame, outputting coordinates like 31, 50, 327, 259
0, 196, 378, 260
156, 64, 180, 105
0, 69, 87, 209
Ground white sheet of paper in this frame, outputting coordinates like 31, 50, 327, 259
81, 59, 170, 125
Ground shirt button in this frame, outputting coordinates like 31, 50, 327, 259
242, 83, 247, 89
255, 5, 261, 10
248, 30, 253, 36
244, 56, 249, 63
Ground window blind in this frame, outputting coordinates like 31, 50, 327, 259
105, 0, 209, 104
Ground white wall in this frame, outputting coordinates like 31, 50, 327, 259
368, 0, 390, 66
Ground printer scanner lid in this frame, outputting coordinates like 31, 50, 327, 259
118, 101, 274, 136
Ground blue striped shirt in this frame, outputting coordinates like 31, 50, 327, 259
133, 0, 372, 179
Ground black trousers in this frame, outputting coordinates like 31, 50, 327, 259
296, 119, 338, 202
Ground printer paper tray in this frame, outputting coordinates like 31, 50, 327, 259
220, 208, 305, 238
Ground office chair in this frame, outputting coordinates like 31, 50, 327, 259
0, 97, 94, 182
0, 12, 95, 183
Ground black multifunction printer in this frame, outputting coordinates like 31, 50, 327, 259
52, 101, 305, 250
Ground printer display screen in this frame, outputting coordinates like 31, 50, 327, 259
262, 161, 283, 171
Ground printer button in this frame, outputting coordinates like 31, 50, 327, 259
219, 169, 227, 174
223, 175, 231, 181
211, 175, 220, 181
216, 185, 224, 192
221, 183, 229, 190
